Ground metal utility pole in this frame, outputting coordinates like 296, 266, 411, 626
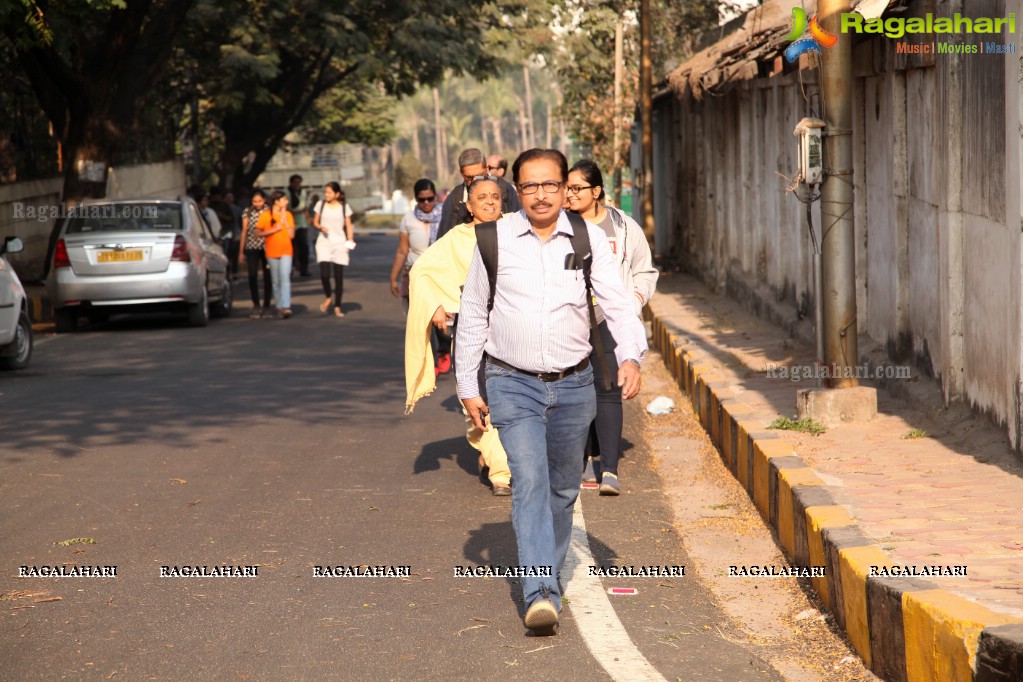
819, 0, 857, 387
639, 0, 654, 244
613, 18, 623, 207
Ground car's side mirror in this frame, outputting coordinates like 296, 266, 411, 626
2, 236, 24, 256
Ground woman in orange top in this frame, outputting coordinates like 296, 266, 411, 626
255, 191, 296, 318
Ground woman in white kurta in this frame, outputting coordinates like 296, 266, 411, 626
313, 181, 355, 317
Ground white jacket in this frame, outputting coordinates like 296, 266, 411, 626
597, 205, 658, 319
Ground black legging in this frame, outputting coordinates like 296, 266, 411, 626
584, 320, 623, 475
320, 262, 345, 308
245, 248, 272, 307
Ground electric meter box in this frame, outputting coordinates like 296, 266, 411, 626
793, 118, 825, 185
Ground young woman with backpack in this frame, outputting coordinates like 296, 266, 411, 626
566, 159, 659, 495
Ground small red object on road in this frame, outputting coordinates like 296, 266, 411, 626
607, 587, 638, 595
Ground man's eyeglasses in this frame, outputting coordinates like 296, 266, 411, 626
566, 185, 595, 195
416, 195, 436, 203
487, 166, 502, 171
517, 181, 562, 195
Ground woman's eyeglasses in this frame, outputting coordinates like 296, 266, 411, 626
416, 195, 436, 203
566, 185, 595, 195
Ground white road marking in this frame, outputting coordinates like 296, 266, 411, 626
566, 498, 668, 681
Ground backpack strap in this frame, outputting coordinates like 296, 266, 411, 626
565, 213, 613, 392
474, 220, 498, 312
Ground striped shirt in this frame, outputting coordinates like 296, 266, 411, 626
455, 210, 648, 399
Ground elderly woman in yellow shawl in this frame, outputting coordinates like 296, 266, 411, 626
404, 176, 511, 495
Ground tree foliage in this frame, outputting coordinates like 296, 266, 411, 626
1, 0, 195, 199
186, 0, 522, 190
0, 0, 531, 197
0, 0, 741, 201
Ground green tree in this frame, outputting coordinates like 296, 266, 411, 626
548, 0, 734, 173
1, 0, 197, 201
394, 153, 424, 197
191, 0, 520, 191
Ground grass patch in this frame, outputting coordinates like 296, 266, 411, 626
55, 537, 96, 546
767, 416, 826, 436
903, 428, 928, 439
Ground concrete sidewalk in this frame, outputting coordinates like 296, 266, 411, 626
645, 273, 1023, 682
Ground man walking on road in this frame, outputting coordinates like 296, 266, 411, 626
288, 174, 311, 276
455, 148, 648, 635
436, 148, 520, 241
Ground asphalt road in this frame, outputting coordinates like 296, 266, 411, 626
1, 234, 789, 681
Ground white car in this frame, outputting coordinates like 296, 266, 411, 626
0, 236, 32, 370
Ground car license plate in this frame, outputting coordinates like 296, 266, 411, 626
97, 250, 143, 263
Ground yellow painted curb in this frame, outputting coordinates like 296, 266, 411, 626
706, 386, 733, 449
902, 589, 1020, 682
776, 467, 825, 557
671, 344, 684, 380
838, 544, 896, 667
753, 439, 796, 519
805, 505, 854, 610
720, 402, 754, 471
735, 420, 752, 490
680, 352, 693, 393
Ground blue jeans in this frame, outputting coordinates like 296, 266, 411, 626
267, 254, 292, 309
485, 360, 597, 611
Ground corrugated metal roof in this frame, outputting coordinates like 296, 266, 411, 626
665, 0, 899, 101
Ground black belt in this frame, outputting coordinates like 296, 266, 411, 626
487, 356, 589, 382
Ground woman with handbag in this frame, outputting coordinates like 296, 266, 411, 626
566, 159, 659, 495
312, 182, 355, 318
404, 176, 511, 495
238, 190, 272, 318
390, 178, 439, 311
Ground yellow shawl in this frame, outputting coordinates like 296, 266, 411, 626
404, 222, 480, 413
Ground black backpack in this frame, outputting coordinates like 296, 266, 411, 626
474, 212, 612, 390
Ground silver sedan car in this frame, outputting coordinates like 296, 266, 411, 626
47, 197, 231, 332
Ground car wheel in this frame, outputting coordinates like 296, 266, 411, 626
0, 310, 32, 370
187, 285, 210, 327
212, 278, 232, 318
54, 307, 79, 334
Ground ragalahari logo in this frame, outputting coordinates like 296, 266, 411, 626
785, 7, 839, 62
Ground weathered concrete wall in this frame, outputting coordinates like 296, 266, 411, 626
0, 159, 185, 281
0, 177, 63, 283
106, 159, 185, 201
655, 10, 1023, 451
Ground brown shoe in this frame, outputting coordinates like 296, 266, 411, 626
492, 483, 511, 497
524, 598, 559, 635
